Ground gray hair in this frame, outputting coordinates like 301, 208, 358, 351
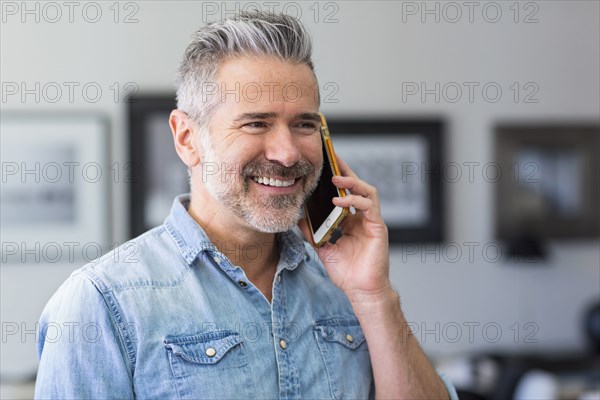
176, 11, 317, 130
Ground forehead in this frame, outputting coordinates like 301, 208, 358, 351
212, 56, 319, 106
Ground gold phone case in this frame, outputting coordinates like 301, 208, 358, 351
306, 114, 349, 247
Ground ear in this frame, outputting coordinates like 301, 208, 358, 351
169, 110, 200, 168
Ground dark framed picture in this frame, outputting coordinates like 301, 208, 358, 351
128, 94, 187, 237
327, 119, 444, 243
495, 124, 600, 240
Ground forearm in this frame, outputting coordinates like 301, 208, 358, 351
349, 288, 449, 400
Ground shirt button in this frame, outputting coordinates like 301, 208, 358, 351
277, 275, 281, 283
279, 339, 287, 350
205, 347, 216, 357
346, 334, 354, 343
238, 280, 248, 287
214, 256, 221, 264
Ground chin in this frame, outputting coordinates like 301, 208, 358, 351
246, 210, 302, 233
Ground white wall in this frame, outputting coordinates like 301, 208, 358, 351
1, 0, 599, 381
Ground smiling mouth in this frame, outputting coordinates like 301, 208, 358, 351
252, 176, 297, 188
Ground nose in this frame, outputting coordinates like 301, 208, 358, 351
264, 126, 301, 167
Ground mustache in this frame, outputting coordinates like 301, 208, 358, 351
242, 159, 315, 179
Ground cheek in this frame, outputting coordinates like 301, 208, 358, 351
301, 136, 323, 168
214, 135, 263, 165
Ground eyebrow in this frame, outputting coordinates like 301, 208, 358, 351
232, 112, 321, 123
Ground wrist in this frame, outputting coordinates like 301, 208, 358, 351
348, 286, 400, 316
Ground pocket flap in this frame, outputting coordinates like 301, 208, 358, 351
164, 330, 243, 364
314, 318, 366, 350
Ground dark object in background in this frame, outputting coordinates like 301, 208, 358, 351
505, 232, 547, 262
584, 301, 600, 354
489, 354, 599, 400
128, 95, 184, 237
495, 124, 600, 242
456, 389, 487, 400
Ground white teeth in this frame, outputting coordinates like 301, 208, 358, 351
253, 176, 295, 187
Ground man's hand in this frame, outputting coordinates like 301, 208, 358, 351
299, 155, 391, 303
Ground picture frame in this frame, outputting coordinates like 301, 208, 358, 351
128, 95, 187, 237
1, 113, 110, 263
495, 124, 600, 240
326, 119, 445, 243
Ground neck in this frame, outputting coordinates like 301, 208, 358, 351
187, 187, 280, 283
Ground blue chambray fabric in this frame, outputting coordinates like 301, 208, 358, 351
34, 194, 457, 400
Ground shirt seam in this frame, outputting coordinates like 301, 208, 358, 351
108, 267, 192, 292
78, 269, 138, 379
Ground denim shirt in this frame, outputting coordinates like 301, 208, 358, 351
35, 194, 458, 400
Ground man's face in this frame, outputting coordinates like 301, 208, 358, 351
195, 56, 323, 233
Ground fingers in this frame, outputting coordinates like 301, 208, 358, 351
332, 175, 377, 199
334, 154, 378, 199
332, 193, 373, 212
333, 194, 383, 224
332, 154, 383, 223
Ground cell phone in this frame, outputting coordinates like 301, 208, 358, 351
304, 113, 349, 247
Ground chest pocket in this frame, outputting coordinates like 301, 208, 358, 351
164, 330, 255, 399
314, 318, 374, 399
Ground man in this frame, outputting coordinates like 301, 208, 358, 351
35, 12, 458, 399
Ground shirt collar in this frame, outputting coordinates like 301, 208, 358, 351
164, 194, 307, 270
164, 194, 215, 265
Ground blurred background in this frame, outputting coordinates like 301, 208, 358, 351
1, 1, 599, 399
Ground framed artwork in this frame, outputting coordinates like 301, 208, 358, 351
327, 119, 444, 243
0, 114, 110, 263
495, 124, 600, 240
128, 95, 188, 237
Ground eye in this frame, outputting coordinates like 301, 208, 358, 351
242, 121, 270, 133
244, 121, 267, 128
294, 121, 320, 134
